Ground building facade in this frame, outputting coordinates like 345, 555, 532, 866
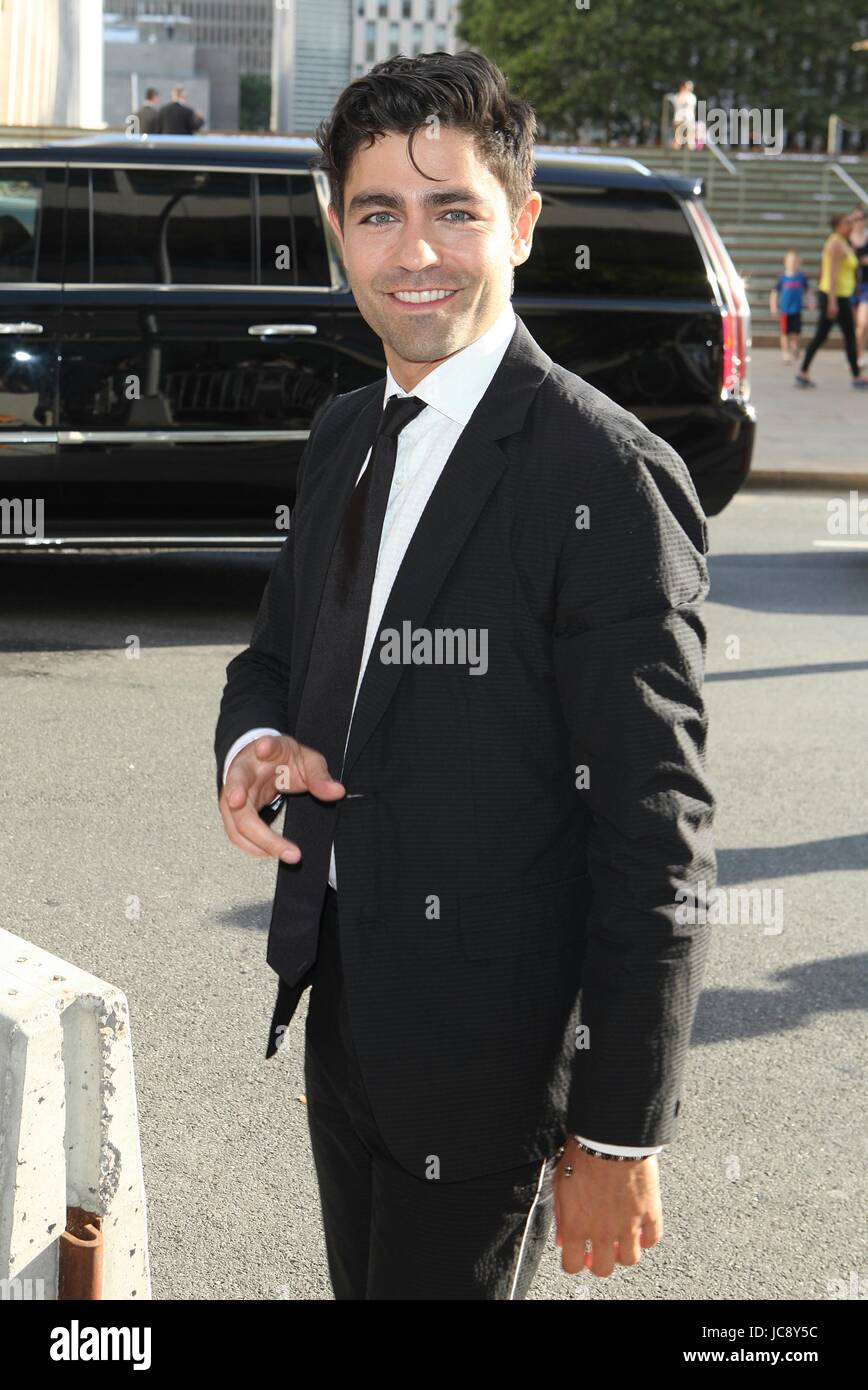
272, 0, 459, 134
0, 0, 104, 127
351, 0, 457, 76
107, 0, 275, 77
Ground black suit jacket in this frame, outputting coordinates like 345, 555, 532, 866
214, 314, 716, 1182
156, 102, 203, 135
136, 104, 160, 135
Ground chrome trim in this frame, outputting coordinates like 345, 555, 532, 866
0, 321, 43, 334
0, 283, 62, 290
0, 161, 317, 175
248, 323, 317, 336
0, 430, 57, 442
58, 429, 310, 444
312, 167, 347, 292
0, 534, 287, 548
60, 283, 332, 293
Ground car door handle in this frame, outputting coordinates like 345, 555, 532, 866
0, 322, 44, 335
247, 323, 318, 337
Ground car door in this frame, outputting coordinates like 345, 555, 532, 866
0, 162, 64, 547
57, 159, 336, 541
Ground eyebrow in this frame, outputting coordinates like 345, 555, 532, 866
346, 187, 485, 216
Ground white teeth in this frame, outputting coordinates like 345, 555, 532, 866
392, 289, 455, 303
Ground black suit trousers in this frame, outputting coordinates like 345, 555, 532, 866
303, 887, 559, 1299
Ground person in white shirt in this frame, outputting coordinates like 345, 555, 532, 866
671, 79, 697, 149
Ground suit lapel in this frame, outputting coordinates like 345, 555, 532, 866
289, 315, 553, 779
340, 314, 554, 781
340, 425, 508, 780
288, 386, 382, 716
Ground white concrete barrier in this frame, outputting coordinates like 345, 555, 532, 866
0, 929, 150, 1299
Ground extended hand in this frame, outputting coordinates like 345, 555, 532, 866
219, 733, 344, 863
552, 1138, 663, 1278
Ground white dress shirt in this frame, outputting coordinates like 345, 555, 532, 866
222, 299, 662, 1158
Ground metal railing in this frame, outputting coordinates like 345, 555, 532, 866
816, 162, 868, 227
705, 140, 738, 204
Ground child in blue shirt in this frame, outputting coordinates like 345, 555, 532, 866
770, 252, 814, 363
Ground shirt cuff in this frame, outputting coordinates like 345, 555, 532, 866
572, 1135, 664, 1157
222, 727, 283, 787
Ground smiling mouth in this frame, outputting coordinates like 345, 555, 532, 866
387, 288, 460, 304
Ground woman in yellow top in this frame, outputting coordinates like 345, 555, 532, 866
796, 211, 868, 388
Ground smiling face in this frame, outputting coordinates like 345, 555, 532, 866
326, 126, 541, 391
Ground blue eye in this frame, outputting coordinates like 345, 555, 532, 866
361, 208, 474, 225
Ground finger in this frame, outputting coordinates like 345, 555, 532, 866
560, 1229, 590, 1277
297, 745, 345, 799
253, 733, 284, 761
224, 768, 256, 811
640, 1214, 663, 1249
587, 1240, 617, 1278
614, 1230, 643, 1266
220, 790, 302, 862
231, 798, 302, 862
218, 794, 272, 859
225, 828, 271, 859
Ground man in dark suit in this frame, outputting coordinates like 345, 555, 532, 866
214, 50, 715, 1300
134, 88, 161, 135
156, 86, 204, 135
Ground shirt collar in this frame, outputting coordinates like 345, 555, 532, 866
383, 300, 517, 427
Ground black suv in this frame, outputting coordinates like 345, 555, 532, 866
0, 134, 754, 547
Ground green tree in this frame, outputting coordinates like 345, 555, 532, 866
240, 74, 272, 133
458, 0, 868, 147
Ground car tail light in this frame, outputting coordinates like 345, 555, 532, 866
721, 310, 741, 395
687, 200, 751, 402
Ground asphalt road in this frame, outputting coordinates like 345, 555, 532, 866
0, 487, 865, 1301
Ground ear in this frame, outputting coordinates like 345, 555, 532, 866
511, 190, 543, 270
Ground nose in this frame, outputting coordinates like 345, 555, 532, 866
393, 214, 442, 273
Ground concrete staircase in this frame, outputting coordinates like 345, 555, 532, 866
617, 147, 868, 345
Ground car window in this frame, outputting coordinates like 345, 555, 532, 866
90, 167, 253, 284
0, 170, 42, 282
516, 185, 712, 299
289, 175, 330, 286
258, 174, 292, 285
258, 173, 330, 287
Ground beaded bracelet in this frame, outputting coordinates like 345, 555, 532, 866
573, 1139, 642, 1162
555, 1137, 645, 1163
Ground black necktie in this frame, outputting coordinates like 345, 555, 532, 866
294, 392, 428, 782
264, 392, 427, 1043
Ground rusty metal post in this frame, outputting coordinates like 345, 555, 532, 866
58, 1206, 104, 1299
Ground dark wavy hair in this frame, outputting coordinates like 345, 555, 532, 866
314, 50, 537, 230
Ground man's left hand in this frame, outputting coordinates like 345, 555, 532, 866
552, 1138, 663, 1278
